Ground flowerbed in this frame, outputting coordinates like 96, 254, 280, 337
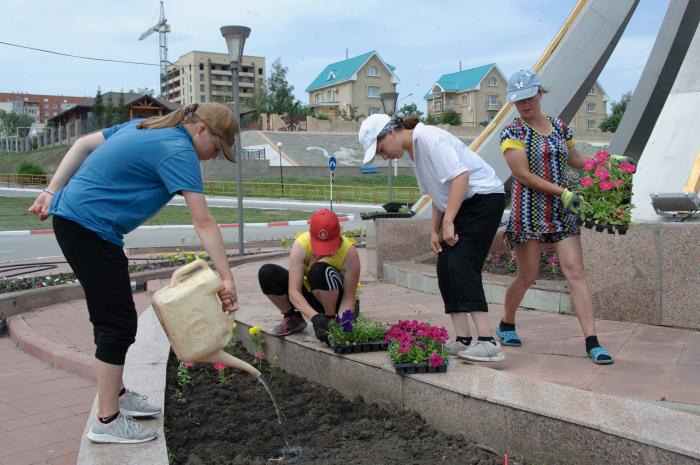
578, 150, 636, 234
327, 310, 387, 354
385, 320, 449, 374
165, 342, 509, 465
484, 246, 564, 280
0, 251, 208, 294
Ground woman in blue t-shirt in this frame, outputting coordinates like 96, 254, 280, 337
28, 102, 240, 444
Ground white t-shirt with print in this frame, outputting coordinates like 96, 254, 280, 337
410, 123, 504, 212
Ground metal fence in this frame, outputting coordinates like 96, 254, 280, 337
204, 181, 420, 204
0, 174, 421, 205
240, 148, 266, 160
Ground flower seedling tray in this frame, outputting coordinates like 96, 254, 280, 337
394, 362, 448, 375
583, 220, 628, 235
328, 340, 388, 354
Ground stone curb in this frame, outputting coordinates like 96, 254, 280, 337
383, 261, 574, 315
7, 315, 95, 380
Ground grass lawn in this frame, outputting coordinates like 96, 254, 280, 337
0, 145, 69, 175
0, 197, 312, 231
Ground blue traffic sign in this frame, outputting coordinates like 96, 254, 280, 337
328, 156, 337, 172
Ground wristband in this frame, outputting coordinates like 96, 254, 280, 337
42, 188, 55, 196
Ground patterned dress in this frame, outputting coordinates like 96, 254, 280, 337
499, 116, 579, 248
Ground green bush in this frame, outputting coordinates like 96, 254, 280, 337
440, 110, 462, 126
316, 113, 331, 120
18, 161, 45, 176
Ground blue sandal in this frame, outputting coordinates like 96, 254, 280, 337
496, 327, 522, 347
588, 346, 614, 365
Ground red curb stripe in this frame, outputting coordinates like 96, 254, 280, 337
268, 221, 290, 226
29, 229, 54, 235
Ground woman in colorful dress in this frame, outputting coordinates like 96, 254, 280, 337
498, 70, 613, 364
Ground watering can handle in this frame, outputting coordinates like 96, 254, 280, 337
170, 259, 210, 286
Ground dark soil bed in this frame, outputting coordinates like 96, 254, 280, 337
484, 247, 565, 281
165, 343, 520, 465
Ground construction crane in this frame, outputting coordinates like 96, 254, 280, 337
139, 0, 171, 89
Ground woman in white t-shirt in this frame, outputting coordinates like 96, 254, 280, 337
359, 114, 506, 362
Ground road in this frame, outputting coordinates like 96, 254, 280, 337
1, 188, 376, 262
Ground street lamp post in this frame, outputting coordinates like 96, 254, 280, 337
277, 141, 284, 194
221, 25, 251, 257
379, 92, 398, 203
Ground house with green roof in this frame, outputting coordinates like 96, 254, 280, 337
306, 50, 399, 118
424, 63, 507, 127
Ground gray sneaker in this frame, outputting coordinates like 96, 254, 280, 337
445, 340, 471, 357
119, 390, 161, 417
458, 340, 505, 362
87, 414, 157, 444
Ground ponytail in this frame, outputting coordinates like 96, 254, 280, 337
391, 114, 420, 130
136, 103, 199, 129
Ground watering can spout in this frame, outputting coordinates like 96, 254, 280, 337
203, 351, 261, 379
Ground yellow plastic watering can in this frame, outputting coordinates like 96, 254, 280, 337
151, 259, 260, 378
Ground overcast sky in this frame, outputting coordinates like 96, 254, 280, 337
1, 0, 668, 112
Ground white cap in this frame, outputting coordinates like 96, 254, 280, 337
358, 113, 391, 165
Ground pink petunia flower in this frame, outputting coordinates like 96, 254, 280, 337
399, 342, 411, 354
611, 179, 623, 188
619, 162, 636, 174
214, 363, 225, 372
183, 362, 194, 368
580, 176, 594, 188
428, 353, 443, 368
582, 159, 596, 171
595, 150, 609, 165
599, 180, 614, 191
594, 167, 609, 181
547, 255, 559, 266
254, 352, 265, 359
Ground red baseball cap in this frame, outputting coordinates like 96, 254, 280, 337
309, 209, 341, 256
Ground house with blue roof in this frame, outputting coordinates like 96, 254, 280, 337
306, 50, 399, 118
424, 63, 609, 132
424, 63, 507, 127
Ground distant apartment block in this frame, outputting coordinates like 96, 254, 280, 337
306, 51, 399, 118
162, 51, 266, 112
424, 64, 609, 133
0, 92, 86, 123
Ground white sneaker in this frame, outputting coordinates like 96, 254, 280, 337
119, 390, 161, 417
87, 413, 157, 444
458, 340, 505, 362
445, 340, 471, 357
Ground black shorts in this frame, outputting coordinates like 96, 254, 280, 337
258, 262, 344, 314
437, 193, 505, 313
52, 215, 137, 365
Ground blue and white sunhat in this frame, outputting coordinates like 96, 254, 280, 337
506, 70, 541, 103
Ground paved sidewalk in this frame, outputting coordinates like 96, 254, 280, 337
0, 338, 94, 465
2, 248, 699, 464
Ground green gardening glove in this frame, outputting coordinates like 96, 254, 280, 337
560, 188, 581, 214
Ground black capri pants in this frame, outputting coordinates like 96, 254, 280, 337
258, 262, 344, 314
437, 193, 505, 313
53, 216, 137, 365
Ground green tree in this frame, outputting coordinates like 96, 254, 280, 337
399, 103, 424, 119
440, 109, 462, 126
250, 78, 271, 115
0, 110, 33, 137
104, 95, 115, 128
599, 91, 631, 133
91, 88, 105, 129
115, 92, 129, 124
336, 104, 364, 121
424, 114, 440, 125
267, 58, 296, 115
